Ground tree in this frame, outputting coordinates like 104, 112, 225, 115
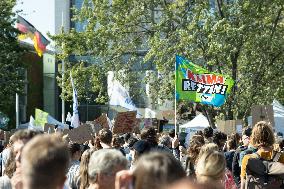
0, 0, 25, 129
52, 0, 284, 122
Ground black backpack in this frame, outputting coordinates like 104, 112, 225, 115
244, 151, 284, 189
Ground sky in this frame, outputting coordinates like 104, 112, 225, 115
14, 0, 55, 38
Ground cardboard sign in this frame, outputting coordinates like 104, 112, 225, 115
113, 111, 136, 134
216, 120, 243, 135
251, 105, 274, 127
86, 121, 102, 135
94, 114, 110, 129
66, 124, 93, 143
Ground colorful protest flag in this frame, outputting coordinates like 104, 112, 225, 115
70, 73, 80, 128
176, 55, 234, 107
16, 15, 50, 56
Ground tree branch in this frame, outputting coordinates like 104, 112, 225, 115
271, 7, 283, 37
216, 0, 225, 18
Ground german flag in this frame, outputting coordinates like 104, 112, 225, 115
16, 16, 50, 56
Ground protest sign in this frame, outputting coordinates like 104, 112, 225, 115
176, 55, 234, 107
67, 124, 93, 143
34, 109, 48, 129
86, 121, 102, 135
113, 111, 136, 134
216, 120, 243, 135
94, 114, 110, 129
251, 105, 274, 127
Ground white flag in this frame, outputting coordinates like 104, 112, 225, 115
107, 71, 142, 117
70, 73, 80, 128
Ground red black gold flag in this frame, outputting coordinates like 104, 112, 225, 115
16, 15, 50, 56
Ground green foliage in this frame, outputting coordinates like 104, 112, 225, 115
0, 0, 25, 129
52, 0, 284, 120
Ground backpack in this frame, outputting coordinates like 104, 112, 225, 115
245, 151, 284, 189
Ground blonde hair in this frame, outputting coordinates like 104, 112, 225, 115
199, 143, 219, 157
196, 151, 225, 184
251, 121, 275, 148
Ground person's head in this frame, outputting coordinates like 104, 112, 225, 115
203, 127, 213, 139
133, 152, 186, 189
230, 133, 241, 146
68, 143, 81, 161
88, 149, 127, 189
12, 129, 41, 168
21, 134, 70, 189
251, 121, 275, 148
212, 131, 227, 150
198, 143, 219, 158
196, 151, 226, 185
242, 127, 252, 146
195, 130, 203, 136
141, 127, 158, 146
112, 134, 124, 148
159, 135, 172, 148
79, 148, 95, 189
99, 128, 113, 146
169, 129, 175, 138
187, 135, 205, 164
226, 139, 237, 151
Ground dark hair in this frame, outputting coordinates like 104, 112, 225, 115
279, 139, 284, 150
203, 127, 213, 138
124, 133, 131, 143
195, 130, 203, 136
98, 128, 113, 145
128, 137, 138, 149
227, 139, 237, 150
133, 152, 186, 189
169, 129, 175, 138
242, 127, 252, 137
213, 131, 227, 148
141, 127, 158, 146
68, 143, 81, 156
112, 134, 124, 148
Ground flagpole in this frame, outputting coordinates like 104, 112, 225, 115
61, 12, 65, 124
175, 56, 177, 136
16, 93, 19, 129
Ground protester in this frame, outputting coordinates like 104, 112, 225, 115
196, 150, 225, 187
140, 127, 158, 148
224, 139, 237, 171
240, 121, 284, 188
203, 127, 213, 144
212, 131, 227, 151
98, 128, 113, 149
232, 127, 252, 186
67, 143, 81, 188
0, 130, 41, 189
88, 149, 128, 189
112, 134, 126, 156
1, 134, 15, 176
73, 148, 95, 189
185, 135, 205, 177
21, 134, 70, 189
115, 151, 186, 189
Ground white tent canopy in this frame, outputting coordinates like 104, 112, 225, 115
180, 114, 210, 147
180, 114, 210, 129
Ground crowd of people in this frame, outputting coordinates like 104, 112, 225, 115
0, 120, 283, 189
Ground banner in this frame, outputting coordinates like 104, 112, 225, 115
176, 55, 234, 107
